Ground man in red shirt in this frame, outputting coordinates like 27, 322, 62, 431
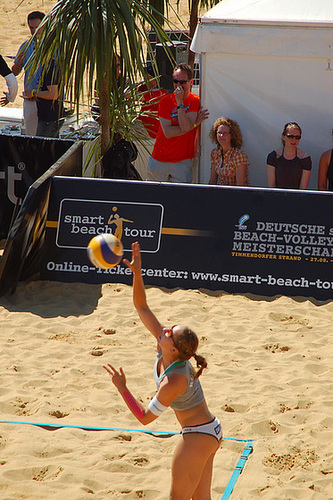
148, 63, 209, 183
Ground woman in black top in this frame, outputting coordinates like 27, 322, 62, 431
266, 122, 311, 189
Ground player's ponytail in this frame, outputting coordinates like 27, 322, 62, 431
193, 352, 208, 379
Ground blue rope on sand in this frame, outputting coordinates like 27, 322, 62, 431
0, 419, 252, 441
0, 419, 178, 436
0, 419, 254, 498
221, 440, 254, 500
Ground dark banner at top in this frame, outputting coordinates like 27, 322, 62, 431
41, 177, 333, 300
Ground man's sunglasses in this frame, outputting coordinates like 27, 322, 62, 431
173, 79, 188, 85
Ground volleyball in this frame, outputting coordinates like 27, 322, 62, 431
87, 234, 124, 269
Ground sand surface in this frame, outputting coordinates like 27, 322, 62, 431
0, 279, 333, 499
1, 1, 333, 499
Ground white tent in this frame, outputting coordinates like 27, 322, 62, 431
191, 0, 333, 188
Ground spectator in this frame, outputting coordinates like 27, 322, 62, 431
0, 55, 17, 106
209, 117, 249, 186
267, 122, 311, 189
318, 148, 333, 190
12, 11, 45, 136
148, 63, 209, 183
25, 58, 63, 138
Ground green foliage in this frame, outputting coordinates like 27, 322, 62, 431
29, 0, 173, 155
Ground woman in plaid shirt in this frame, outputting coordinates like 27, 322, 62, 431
209, 117, 249, 186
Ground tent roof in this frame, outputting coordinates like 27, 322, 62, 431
201, 0, 333, 26
192, 0, 333, 56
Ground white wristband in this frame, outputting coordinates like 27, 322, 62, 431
148, 395, 167, 416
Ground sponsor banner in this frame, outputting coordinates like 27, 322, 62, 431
0, 134, 75, 239
0, 142, 82, 296
56, 198, 163, 253
41, 177, 333, 300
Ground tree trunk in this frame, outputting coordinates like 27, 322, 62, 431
99, 75, 111, 156
188, 0, 199, 69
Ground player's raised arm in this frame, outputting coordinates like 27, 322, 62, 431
123, 241, 163, 338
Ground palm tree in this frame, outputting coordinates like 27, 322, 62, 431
31, 0, 172, 157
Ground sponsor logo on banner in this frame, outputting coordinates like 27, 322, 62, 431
56, 198, 164, 252
235, 214, 249, 230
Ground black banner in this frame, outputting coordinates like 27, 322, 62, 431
0, 143, 82, 296
0, 134, 76, 239
41, 177, 333, 300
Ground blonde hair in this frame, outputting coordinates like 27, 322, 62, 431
209, 117, 243, 149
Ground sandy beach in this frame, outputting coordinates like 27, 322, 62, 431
0, 279, 332, 499
1, 1, 333, 499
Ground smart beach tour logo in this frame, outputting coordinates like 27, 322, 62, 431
235, 214, 250, 230
56, 198, 164, 253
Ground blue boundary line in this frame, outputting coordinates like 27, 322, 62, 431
221, 440, 254, 500
0, 419, 178, 435
0, 419, 254, 498
0, 420, 252, 442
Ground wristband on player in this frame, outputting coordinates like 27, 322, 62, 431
148, 395, 167, 416
122, 390, 145, 419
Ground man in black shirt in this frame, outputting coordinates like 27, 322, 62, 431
25, 59, 63, 138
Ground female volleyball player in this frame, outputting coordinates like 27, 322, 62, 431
104, 241, 222, 499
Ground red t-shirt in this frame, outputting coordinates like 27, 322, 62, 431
138, 88, 167, 139
152, 92, 200, 163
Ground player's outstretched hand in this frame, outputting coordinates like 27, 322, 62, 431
123, 241, 142, 274
103, 363, 127, 392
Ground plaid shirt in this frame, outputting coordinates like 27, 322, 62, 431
211, 147, 249, 186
